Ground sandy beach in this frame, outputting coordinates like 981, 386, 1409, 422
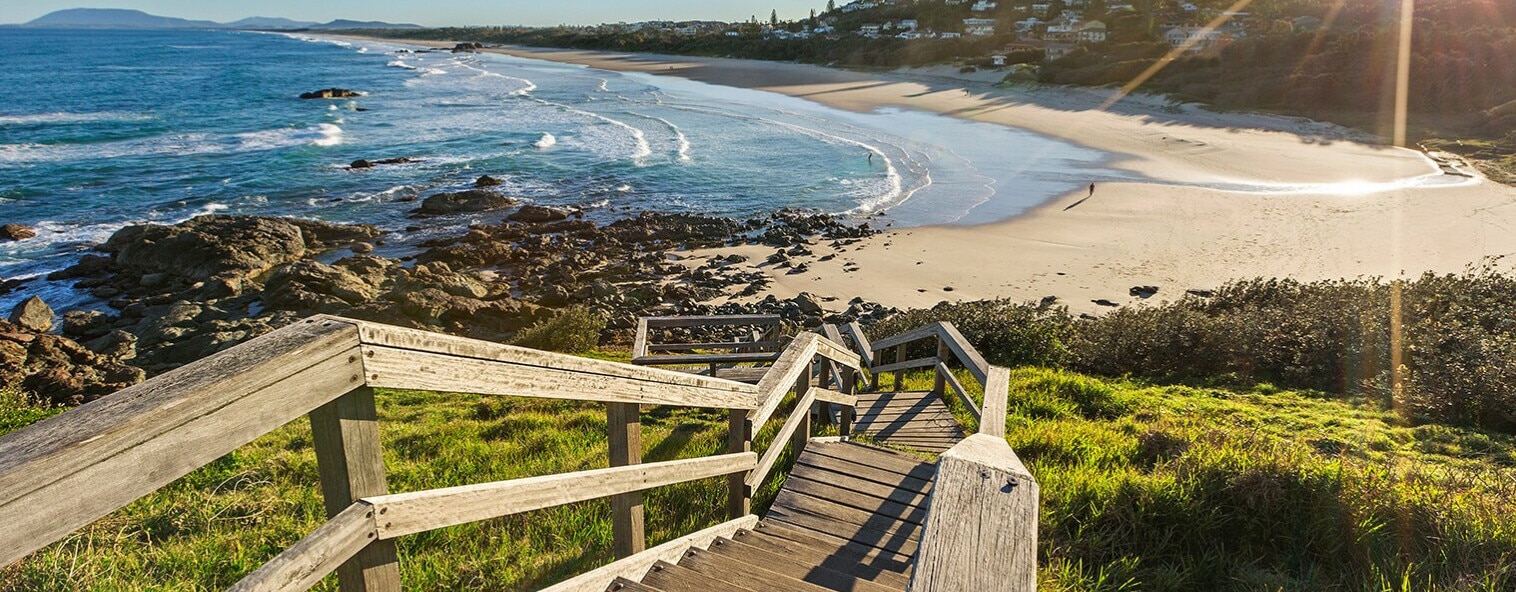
348, 38, 1516, 313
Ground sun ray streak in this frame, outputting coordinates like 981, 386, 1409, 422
1393, 0, 1416, 147
1099, 0, 1255, 111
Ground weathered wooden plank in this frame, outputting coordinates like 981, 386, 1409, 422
363, 346, 764, 409
0, 340, 363, 567
226, 502, 377, 592
800, 443, 938, 481
978, 366, 1011, 438
727, 410, 752, 519
632, 352, 781, 365
810, 387, 856, 407
748, 333, 820, 429
936, 322, 991, 386
535, 515, 760, 592
310, 387, 400, 592
779, 478, 929, 525
871, 357, 940, 375
643, 315, 781, 328
746, 522, 915, 573
0, 317, 357, 511
678, 545, 847, 592
631, 317, 650, 360
647, 340, 781, 352
639, 560, 762, 592
366, 452, 757, 538
765, 508, 921, 558
608, 402, 645, 559
604, 578, 660, 592
908, 434, 1038, 592
841, 322, 875, 368
706, 536, 901, 592
745, 389, 816, 491
869, 324, 940, 352
353, 320, 752, 393
784, 473, 931, 512
935, 361, 981, 423
728, 530, 912, 588
812, 336, 863, 371
773, 489, 929, 531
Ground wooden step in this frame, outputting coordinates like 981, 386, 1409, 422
726, 529, 912, 589
606, 577, 664, 592
639, 560, 761, 592
802, 442, 938, 479
681, 543, 887, 592
750, 520, 918, 569
780, 473, 930, 515
772, 489, 928, 532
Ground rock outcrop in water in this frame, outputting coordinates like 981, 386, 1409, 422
8, 296, 53, 333
0, 224, 37, 241
299, 88, 362, 99
414, 189, 518, 216
0, 317, 145, 406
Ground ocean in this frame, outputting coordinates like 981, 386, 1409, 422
0, 28, 1120, 311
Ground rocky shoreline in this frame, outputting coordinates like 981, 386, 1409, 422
2, 195, 890, 406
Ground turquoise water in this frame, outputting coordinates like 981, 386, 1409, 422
0, 28, 1122, 310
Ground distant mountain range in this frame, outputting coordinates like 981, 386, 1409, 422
18, 8, 425, 30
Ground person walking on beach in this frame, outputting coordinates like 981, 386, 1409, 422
1088, 183, 1096, 197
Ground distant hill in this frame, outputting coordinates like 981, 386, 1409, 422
224, 16, 320, 30
308, 19, 425, 30
20, 8, 425, 30
26, 8, 220, 29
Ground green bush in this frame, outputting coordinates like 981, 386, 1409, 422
0, 387, 61, 437
510, 306, 606, 354
878, 264, 1516, 433
867, 298, 1073, 368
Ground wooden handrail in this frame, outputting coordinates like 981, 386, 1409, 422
0, 313, 865, 591
864, 321, 1007, 436
368, 452, 757, 539
908, 434, 1037, 592
228, 502, 378, 592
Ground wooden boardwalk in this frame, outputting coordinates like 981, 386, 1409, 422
852, 391, 966, 455
611, 441, 930, 592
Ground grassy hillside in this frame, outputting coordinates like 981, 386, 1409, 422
3, 361, 1514, 590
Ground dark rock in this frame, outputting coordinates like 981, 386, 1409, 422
1130, 285, 1160, 298
1093, 299, 1120, 307
508, 205, 572, 223
1186, 289, 1216, 298
300, 88, 362, 99
0, 223, 37, 241
350, 159, 374, 169
9, 296, 53, 333
63, 310, 113, 340
795, 292, 824, 316
97, 215, 381, 282
1039, 295, 1059, 307
475, 175, 503, 188
415, 190, 517, 216
350, 157, 414, 170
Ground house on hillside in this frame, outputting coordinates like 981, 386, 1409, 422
963, 17, 997, 36
899, 19, 919, 30
972, 1, 999, 12
1076, 20, 1107, 43
858, 23, 883, 37
939, 31, 963, 39
1165, 26, 1234, 53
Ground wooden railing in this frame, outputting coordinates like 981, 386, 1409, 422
861, 321, 1035, 592
631, 314, 784, 375
0, 315, 862, 592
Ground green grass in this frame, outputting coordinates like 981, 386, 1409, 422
4, 362, 1514, 591
885, 367, 1516, 591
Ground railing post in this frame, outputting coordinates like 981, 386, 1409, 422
909, 434, 1039, 592
310, 387, 401, 592
727, 410, 752, 519
790, 371, 812, 454
933, 336, 949, 396
894, 344, 908, 392
814, 358, 834, 426
839, 367, 856, 438
608, 402, 645, 558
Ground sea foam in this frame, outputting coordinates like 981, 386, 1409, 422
535, 133, 557, 149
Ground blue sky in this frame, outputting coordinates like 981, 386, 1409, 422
3, 1, 828, 26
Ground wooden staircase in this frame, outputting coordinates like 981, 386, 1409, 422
609, 441, 929, 592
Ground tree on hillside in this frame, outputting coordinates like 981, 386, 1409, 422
828, 0, 838, 14
771, 9, 779, 27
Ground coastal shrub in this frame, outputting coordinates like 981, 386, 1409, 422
866, 298, 1073, 369
0, 387, 61, 437
510, 306, 606, 354
881, 265, 1516, 432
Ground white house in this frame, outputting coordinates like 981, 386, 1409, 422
1076, 20, 1107, 43
990, 54, 1008, 66
899, 19, 919, 30
858, 24, 883, 37
939, 31, 963, 39
962, 17, 997, 36
972, 1, 999, 12
1165, 26, 1224, 51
